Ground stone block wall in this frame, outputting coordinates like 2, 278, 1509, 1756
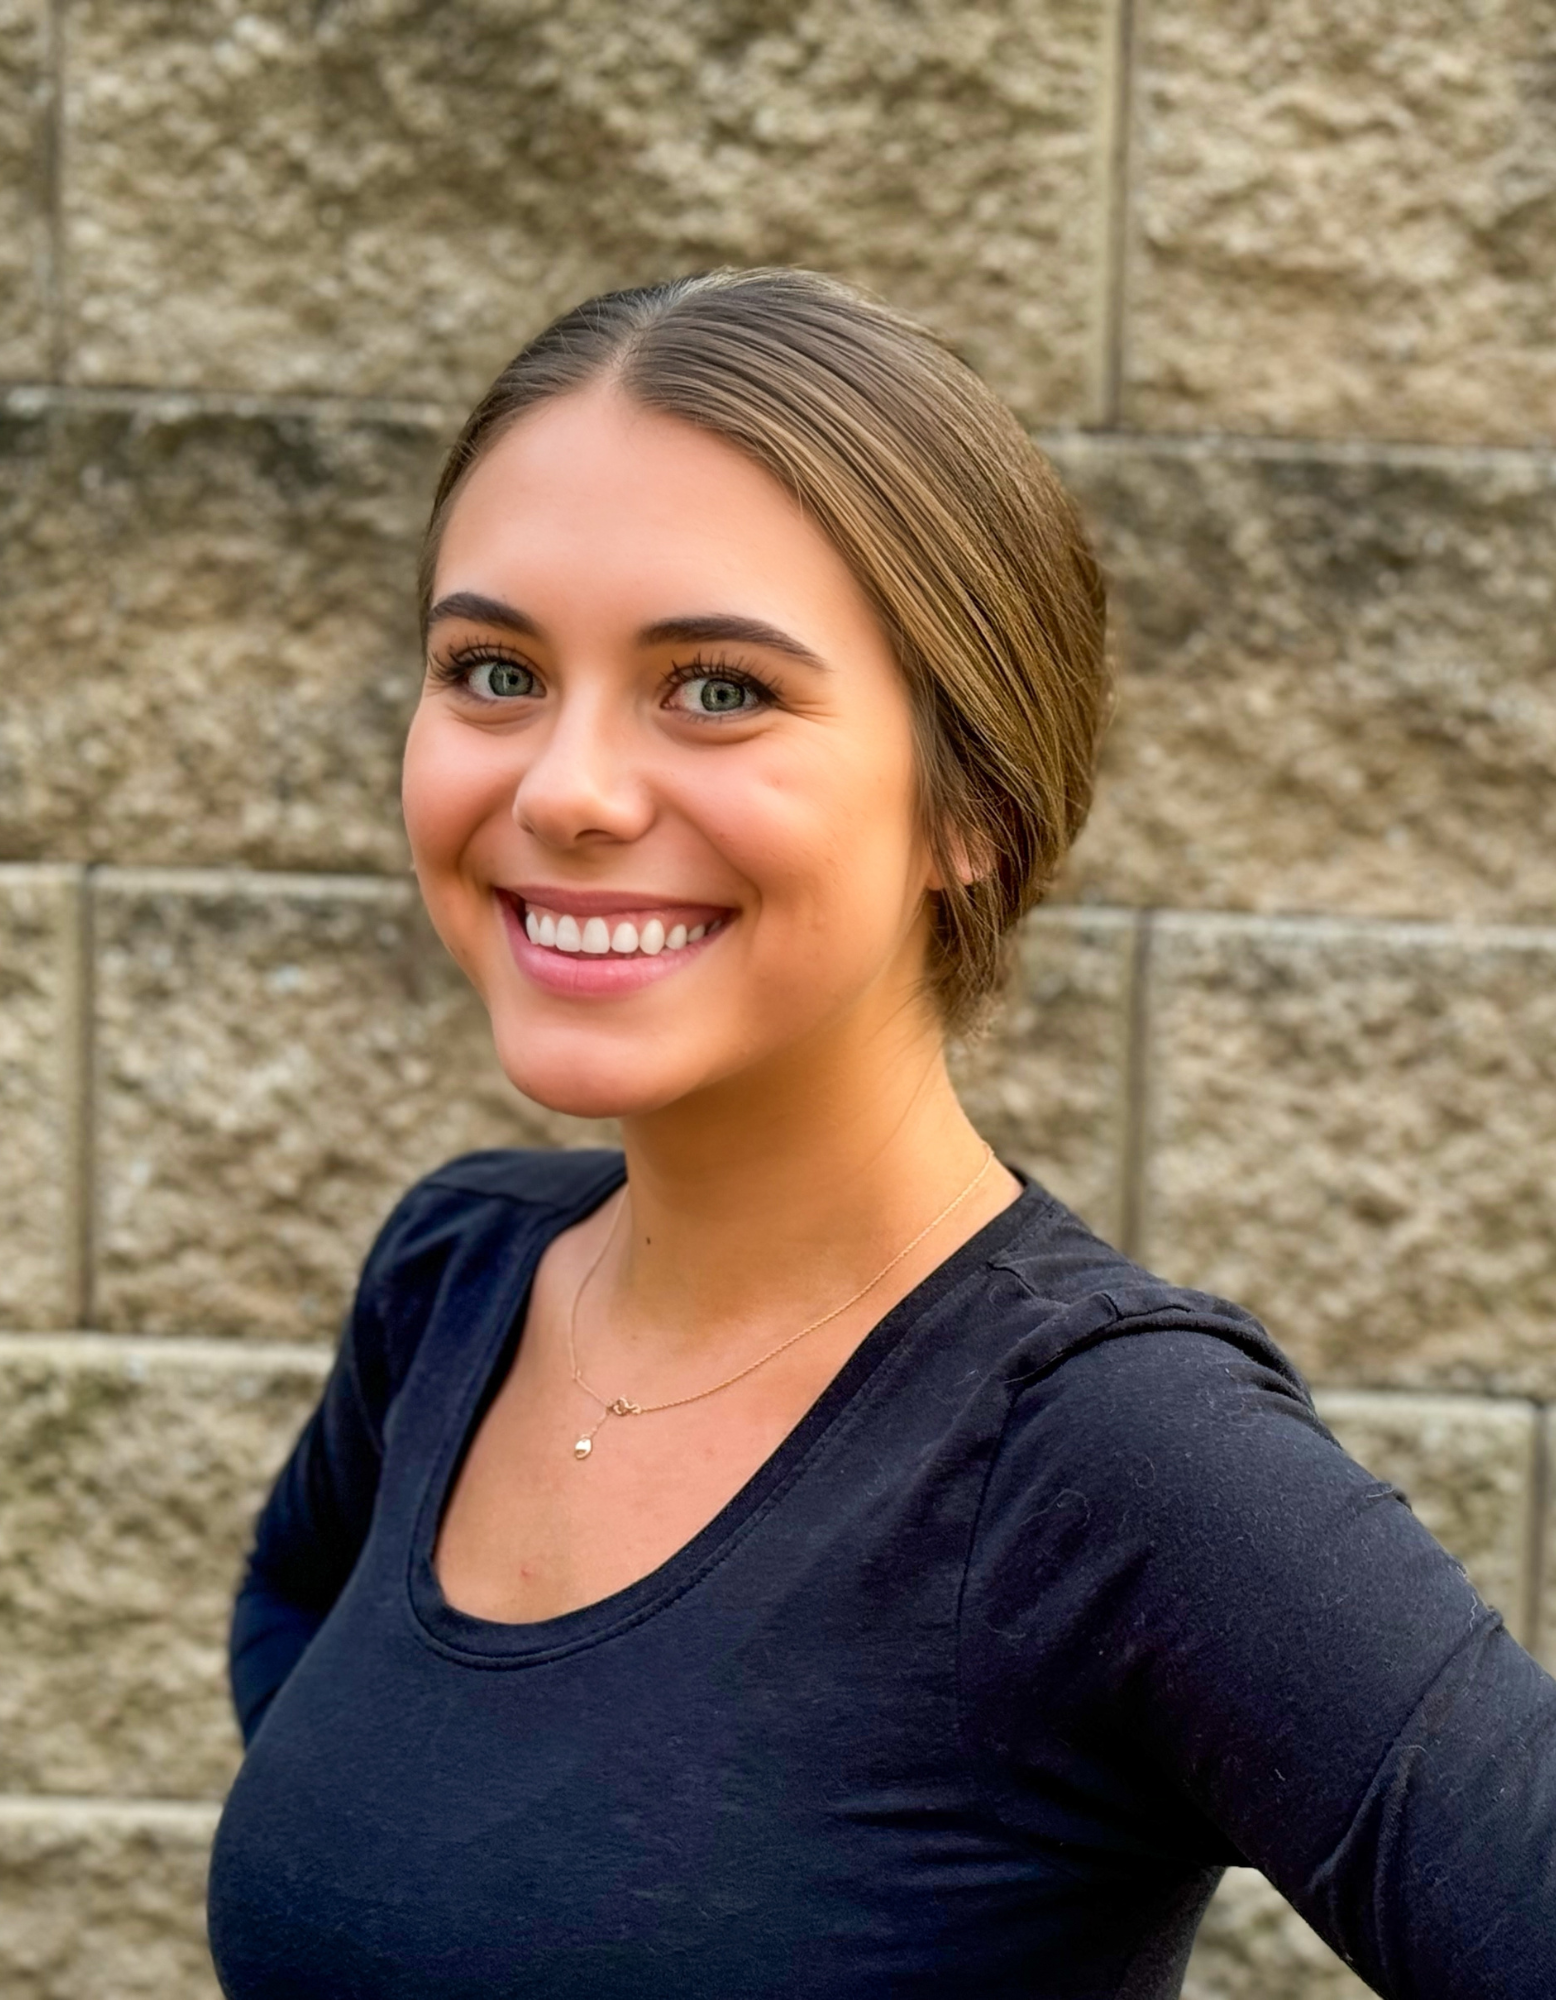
1, 4, 1553, 1994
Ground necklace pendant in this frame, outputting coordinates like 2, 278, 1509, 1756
573, 1436, 593, 1460
608, 1397, 641, 1417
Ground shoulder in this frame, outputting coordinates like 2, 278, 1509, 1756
407, 1144, 625, 1215
345, 1145, 625, 1408
966, 1195, 1446, 1676
969, 1191, 1407, 1614
967, 1184, 1359, 1561
363, 1145, 625, 1279
980, 1180, 1308, 1409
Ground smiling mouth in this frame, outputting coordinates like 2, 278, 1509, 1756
510, 897, 730, 960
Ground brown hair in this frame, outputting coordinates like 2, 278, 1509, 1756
419, 268, 1109, 1033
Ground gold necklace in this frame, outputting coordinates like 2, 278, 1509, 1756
566, 1146, 997, 1460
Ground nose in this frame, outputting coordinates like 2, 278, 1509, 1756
510, 688, 655, 851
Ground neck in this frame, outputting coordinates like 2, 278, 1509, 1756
601, 996, 1008, 1359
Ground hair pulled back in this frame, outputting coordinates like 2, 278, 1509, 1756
419, 268, 1110, 1033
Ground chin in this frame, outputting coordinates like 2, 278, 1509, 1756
487, 1015, 710, 1124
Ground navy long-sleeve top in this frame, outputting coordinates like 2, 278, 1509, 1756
207, 1149, 1556, 1998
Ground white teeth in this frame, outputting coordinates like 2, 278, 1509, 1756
524, 905, 720, 957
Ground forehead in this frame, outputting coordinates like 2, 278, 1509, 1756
433, 385, 884, 647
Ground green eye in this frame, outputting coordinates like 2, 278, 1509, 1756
472, 660, 536, 700
692, 677, 751, 713
663, 663, 773, 718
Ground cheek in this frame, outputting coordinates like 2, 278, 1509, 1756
687, 725, 925, 942
401, 705, 505, 869
400, 708, 517, 989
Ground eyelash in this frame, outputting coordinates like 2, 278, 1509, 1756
662, 656, 779, 712
428, 646, 780, 713
426, 643, 530, 694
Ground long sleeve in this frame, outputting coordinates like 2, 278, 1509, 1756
229, 1339, 387, 1744
225, 1146, 626, 1748
961, 1326, 1556, 1998
228, 1177, 465, 1743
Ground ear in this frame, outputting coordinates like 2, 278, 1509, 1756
926, 824, 994, 892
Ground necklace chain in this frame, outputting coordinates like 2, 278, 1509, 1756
566, 1146, 997, 1460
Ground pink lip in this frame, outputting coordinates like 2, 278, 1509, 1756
497, 893, 731, 999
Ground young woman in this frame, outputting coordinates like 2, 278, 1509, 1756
207, 270, 1556, 1998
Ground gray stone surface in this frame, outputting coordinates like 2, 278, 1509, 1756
94, 870, 611, 1339
1125, 0, 1556, 445
952, 908, 1137, 1245
1316, 1391, 1537, 1639
1141, 914, 1556, 1395
0, 394, 447, 871
63, 0, 1111, 423
0, 1334, 325, 1798
0, 0, 49, 380
0, 1798, 220, 2000
1184, 1869, 1371, 2000
1048, 436, 1556, 924
0, 866, 82, 1330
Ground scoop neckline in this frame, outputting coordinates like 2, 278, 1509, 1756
406, 1156, 1043, 1668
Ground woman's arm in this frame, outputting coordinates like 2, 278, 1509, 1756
227, 1177, 458, 1743
965, 1325, 1556, 1998
228, 1320, 390, 1744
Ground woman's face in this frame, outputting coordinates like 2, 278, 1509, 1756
402, 384, 938, 1121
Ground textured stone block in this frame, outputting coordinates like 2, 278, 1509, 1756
1315, 1392, 1537, 1640
95, 869, 611, 1339
0, 1798, 220, 2000
0, 395, 446, 871
1124, 0, 1556, 445
63, 0, 1111, 422
952, 908, 1137, 1245
1047, 437, 1556, 924
1141, 914, 1556, 1395
0, 866, 83, 1329
0, 0, 49, 379
1184, 1869, 1369, 2000
0, 1334, 324, 1796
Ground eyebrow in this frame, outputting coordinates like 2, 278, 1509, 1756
426, 594, 828, 671
426, 591, 544, 639
638, 614, 829, 671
